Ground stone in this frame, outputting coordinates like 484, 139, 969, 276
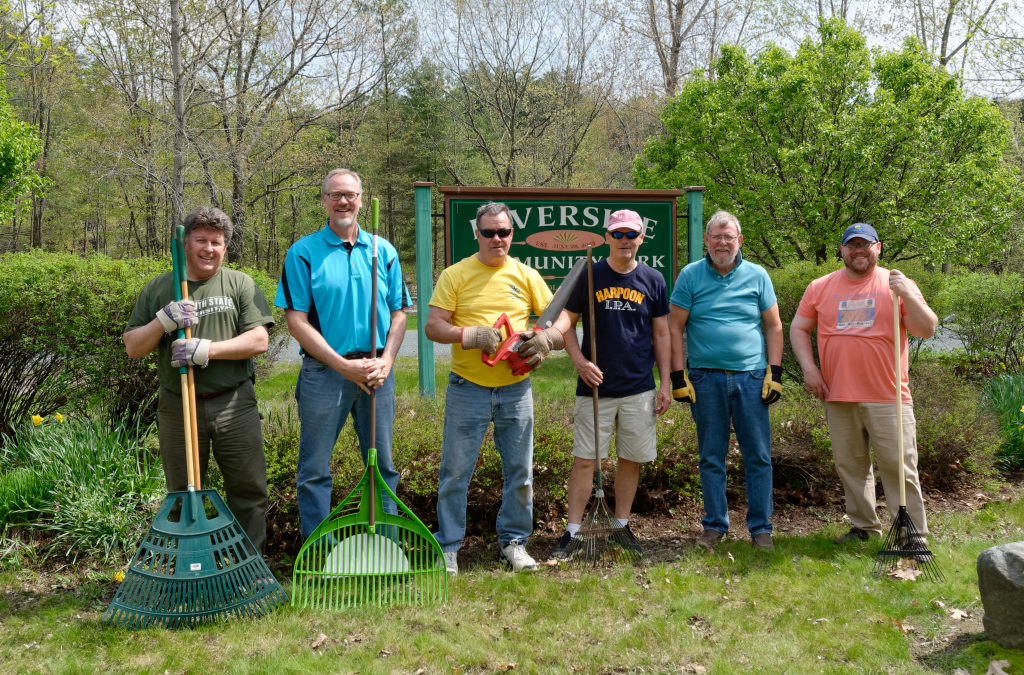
977, 541, 1024, 650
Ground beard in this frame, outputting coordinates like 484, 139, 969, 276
709, 250, 737, 268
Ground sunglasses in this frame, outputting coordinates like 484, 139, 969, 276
608, 230, 641, 240
479, 228, 513, 239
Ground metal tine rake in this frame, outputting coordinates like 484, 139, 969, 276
290, 198, 446, 608
873, 288, 943, 582
562, 244, 645, 566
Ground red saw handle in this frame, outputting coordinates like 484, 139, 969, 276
480, 312, 535, 375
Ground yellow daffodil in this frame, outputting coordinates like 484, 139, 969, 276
31, 414, 43, 426
114, 570, 125, 583
56, 413, 64, 423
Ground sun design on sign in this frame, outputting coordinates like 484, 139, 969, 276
526, 228, 605, 251
555, 231, 579, 243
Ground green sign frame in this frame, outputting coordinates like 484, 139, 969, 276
439, 187, 687, 292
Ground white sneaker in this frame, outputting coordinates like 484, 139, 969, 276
500, 540, 537, 572
443, 550, 458, 575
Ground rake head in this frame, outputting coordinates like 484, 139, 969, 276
291, 449, 446, 609
872, 505, 944, 582
561, 493, 645, 566
103, 489, 288, 629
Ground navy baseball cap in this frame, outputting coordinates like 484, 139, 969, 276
841, 223, 879, 245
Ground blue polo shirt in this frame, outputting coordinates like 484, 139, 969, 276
669, 251, 776, 371
275, 222, 410, 356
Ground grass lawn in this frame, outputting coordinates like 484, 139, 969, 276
1, 498, 1022, 673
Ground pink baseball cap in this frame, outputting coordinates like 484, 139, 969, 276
606, 209, 644, 232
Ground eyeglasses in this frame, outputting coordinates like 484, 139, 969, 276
707, 234, 738, 243
843, 239, 877, 250
479, 228, 513, 239
608, 231, 641, 240
325, 191, 361, 202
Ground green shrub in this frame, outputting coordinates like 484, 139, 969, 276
982, 374, 1024, 470
938, 271, 1024, 374
768, 260, 842, 379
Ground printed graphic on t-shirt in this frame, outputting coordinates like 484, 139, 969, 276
836, 297, 874, 329
196, 295, 237, 318
508, 283, 525, 302
596, 286, 646, 312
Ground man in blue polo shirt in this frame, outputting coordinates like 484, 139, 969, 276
668, 210, 783, 551
275, 168, 411, 539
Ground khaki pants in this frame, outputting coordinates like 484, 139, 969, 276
824, 401, 928, 535
157, 380, 268, 551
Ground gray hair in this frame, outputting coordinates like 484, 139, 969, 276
705, 210, 742, 235
322, 168, 362, 194
473, 201, 512, 233
183, 206, 233, 243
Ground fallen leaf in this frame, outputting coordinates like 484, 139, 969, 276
950, 609, 970, 620
684, 665, 707, 674
311, 633, 327, 650
726, 552, 735, 563
889, 559, 923, 581
498, 664, 517, 671
987, 660, 1011, 675
539, 558, 558, 567
933, 600, 947, 610
379, 649, 392, 657
812, 618, 829, 625
952, 668, 969, 675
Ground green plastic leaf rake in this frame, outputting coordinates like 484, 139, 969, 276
103, 489, 288, 628
291, 447, 447, 609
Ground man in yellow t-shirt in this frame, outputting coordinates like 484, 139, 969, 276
425, 202, 561, 574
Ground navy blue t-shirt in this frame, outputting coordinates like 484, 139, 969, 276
565, 260, 669, 398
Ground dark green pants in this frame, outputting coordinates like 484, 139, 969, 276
157, 379, 268, 552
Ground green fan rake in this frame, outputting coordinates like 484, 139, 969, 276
291, 198, 446, 609
103, 227, 287, 628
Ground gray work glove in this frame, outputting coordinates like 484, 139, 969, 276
518, 327, 565, 367
461, 326, 502, 354
171, 338, 211, 368
156, 299, 197, 333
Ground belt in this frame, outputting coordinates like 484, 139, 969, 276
342, 351, 372, 360
703, 368, 741, 374
198, 383, 242, 399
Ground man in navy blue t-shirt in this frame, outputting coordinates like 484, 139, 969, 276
550, 209, 672, 559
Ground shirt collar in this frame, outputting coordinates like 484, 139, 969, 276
320, 221, 367, 248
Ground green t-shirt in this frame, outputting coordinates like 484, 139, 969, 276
126, 268, 274, 394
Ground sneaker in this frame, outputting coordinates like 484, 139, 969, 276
696, 529, 725, 550
443, 550, 458, 575
551, 531, 580, 561
752, 532, 775, 551
610, 524, 644, 557
500, 540, 537, 572
833, 527, 871, 544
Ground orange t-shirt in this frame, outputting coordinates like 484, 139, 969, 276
795, 267, 922, 403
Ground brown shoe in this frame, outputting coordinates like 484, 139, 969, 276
752, 532, 775, 551
696, 529, 725, 550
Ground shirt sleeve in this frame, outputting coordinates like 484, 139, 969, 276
239, 273, 275, 332
429, 267, 457, 312
383, 243, 410, 311
758, 269, 778, 312
275, 244, 312, 312
795, 279, 820, 320
651, 270, 670, 318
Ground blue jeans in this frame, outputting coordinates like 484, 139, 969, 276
295, 356, 398, 540
436, 373, 534, 551
688, 368, 773, 536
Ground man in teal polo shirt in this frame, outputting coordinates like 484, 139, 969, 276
275, 168, 411, 539
668, 210, 783, 551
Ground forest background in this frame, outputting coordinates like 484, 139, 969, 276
2, 0, 1024, 274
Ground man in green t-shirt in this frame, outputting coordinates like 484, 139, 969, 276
124, 206, 275, 552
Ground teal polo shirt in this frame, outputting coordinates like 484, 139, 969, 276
669, 251, 777, 371
275, 222, 410, 356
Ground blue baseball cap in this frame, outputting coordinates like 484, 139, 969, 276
841, 223, 879, 245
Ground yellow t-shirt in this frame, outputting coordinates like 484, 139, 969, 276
429, 255, 554, 387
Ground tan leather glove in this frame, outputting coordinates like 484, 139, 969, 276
156, 299, 197, 333
461, 326, 502, 354
518, 327, 565, 367
171, 338, 211, 368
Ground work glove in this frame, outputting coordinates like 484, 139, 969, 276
518, 327, 565, 367
761, 365, 783, 405
156, 299, 197, 333
460, 326, 502, 354
171, 338, 211, 368
670, 370, 695, 403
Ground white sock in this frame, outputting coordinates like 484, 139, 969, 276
616, 518, 629, 528
566, 523, 581, 537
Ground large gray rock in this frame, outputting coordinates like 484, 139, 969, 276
978, 541, 1024, 650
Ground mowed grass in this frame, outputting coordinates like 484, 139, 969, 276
1, 498, 1022, 673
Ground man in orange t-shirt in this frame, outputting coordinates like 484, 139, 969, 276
790, 223, 938, 543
